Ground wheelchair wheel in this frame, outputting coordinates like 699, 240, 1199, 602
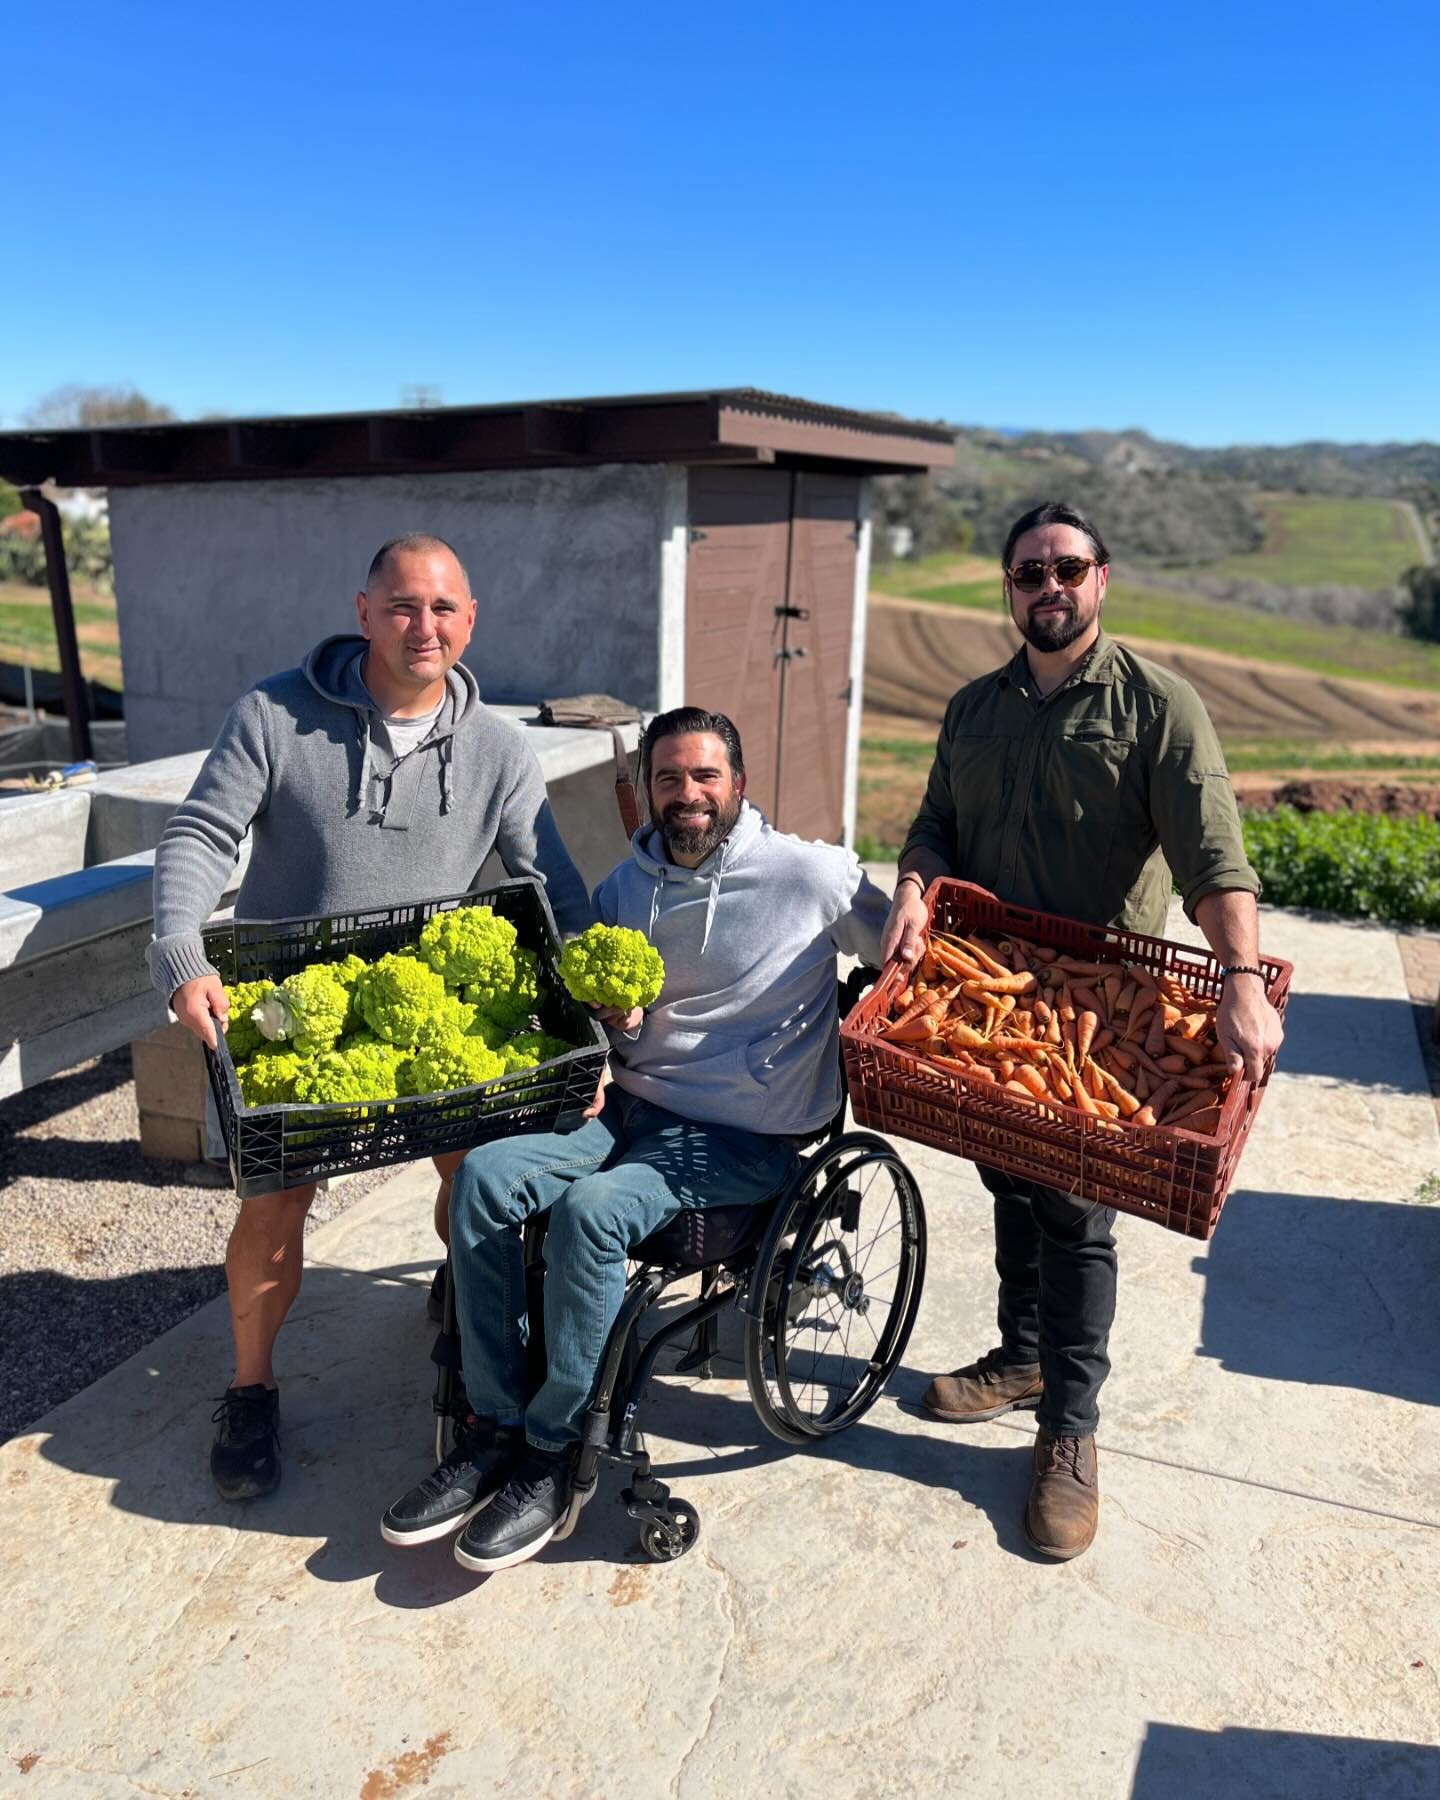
744, 1132, 925, 1442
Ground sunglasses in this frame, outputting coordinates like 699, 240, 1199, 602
1005, 556, 1099, 592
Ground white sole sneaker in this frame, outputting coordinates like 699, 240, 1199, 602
380, 1484, 503, 1549
453, 1522, 558, 1573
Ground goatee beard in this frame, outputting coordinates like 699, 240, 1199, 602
663, 798, 740, 859
1017, 603, 1086, 653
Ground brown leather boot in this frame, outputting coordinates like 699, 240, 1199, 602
922, 1347, 1043, 1423
1024, 1429, 1099, 1560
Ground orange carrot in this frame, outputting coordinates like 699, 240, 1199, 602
1076, 1010, 1099, 1062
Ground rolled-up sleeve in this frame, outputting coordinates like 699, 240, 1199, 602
1148, 690, 1259, 919
900, 702, 962, 870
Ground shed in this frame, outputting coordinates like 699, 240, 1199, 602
0, 390, 952, 844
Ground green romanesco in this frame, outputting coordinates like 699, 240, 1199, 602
402, 1031, 508, 1097
221, 979, 275, 1064
500, 1030, 574, 1072
251, 962, 352, 1056
291, 1035, 407, 1106
418, 905, 518, 990
465, 946, 542, 1030
238, 1048, 306, 1107
354, 952, 449, 1045
559, 923, 665, 1011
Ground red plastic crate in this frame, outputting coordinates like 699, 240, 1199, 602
841, 881, 1292, 1240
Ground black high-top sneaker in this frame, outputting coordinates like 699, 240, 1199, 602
453, 1446, 573, 1573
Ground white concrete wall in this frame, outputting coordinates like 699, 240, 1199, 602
109, 466, 673, 761
841, 479, 873, 847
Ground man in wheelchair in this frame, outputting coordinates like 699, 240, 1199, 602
381, 706, 893, 1572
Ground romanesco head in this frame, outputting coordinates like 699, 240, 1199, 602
354, 952, 449, 1045
292, 1034, 407, 1106
418, 905, 518, 990
221, 979, 275, 1064
558, 924, 664, 1011
464, 946, 542, 1031
401, 1031, 508, 1098
238, 1049, 306, 1107
250, 963, 352, 1057
500, 1030, 574, 1072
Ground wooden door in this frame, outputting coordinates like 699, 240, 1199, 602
774, 473, 861, 841
684, 469, 791, 819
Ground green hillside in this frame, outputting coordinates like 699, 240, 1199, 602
1202, 494, 1423, 586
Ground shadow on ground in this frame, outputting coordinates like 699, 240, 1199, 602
1196, 1189, 1440, 1407
1273, 992, 1431, 1092
25, 1258, 1029, 1605
1131, 1721, 1440, 1800
0, 1264, 226, 1440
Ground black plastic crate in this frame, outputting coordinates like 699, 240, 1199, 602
202, 878, 606, 1197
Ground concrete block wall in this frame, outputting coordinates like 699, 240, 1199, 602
131, 1021, 210, 1163
109, 466, 683, 762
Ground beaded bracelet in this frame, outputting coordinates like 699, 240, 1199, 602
1220, 964, 1265, 981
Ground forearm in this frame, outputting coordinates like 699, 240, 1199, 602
1193, 888, 1260, 967
895, 845, 953, 894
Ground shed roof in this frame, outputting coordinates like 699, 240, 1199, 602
0, 388, 954, 489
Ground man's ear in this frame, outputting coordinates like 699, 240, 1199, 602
355, 590, 371, 638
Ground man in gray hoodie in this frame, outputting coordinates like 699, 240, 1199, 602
150, 533, 591, 1501
380, 705, 893, 1574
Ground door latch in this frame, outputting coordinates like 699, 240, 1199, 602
774, 605, 810, 620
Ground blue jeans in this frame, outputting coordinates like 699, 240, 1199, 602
448, 1089, 801, 1452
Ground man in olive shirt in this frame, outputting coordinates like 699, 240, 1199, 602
882, 501, 1283, 1561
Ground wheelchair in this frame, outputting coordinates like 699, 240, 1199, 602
428, 972, 928, 1563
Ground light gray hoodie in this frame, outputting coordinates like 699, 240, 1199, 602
594, 801, 890, 1136
147, 635, 592, 997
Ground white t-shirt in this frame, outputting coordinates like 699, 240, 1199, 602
380, 701, 443, 762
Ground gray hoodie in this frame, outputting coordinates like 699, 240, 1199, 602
594, 802, 890, 1136
147, 635, 592, 997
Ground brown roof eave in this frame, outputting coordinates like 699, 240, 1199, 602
0, 388, 954, 488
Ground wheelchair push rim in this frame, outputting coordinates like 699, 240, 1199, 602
745, 1132, 926, 1441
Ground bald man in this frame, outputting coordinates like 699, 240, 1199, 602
150, 533, 591, 1501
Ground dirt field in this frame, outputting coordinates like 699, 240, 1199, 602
865, 594, 1440, 741
859, 593, 1440, 849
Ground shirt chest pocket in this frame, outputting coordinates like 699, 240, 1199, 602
1043, 732, 1137, 825
948, 733, 1011, 819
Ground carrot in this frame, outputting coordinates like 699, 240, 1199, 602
1033, 945, 1059, 964
1093, 1064, 1142, 1118
1164, 1034, 1209, 1067
1003, 1079, 1037, 1100
1071, 983, 1106, 1020
1054, 958, 1111, 978
947, 934, 1012, 980
1094, 1099, 1121, 1120
960, 973, 1036, 999
1101, 974, 1123, 1016
1145, 1009, 1168, 1057
1086, 1059, 1106, 1100
1155, 1053, 1188, 1074
1091, 1026, 1115, 1054
1076, 1010, 1099, 1063
1134, 1069, 1151, 1101
1069, 1078, 1100, 1117
1015, 1064, 1049, 1099
1114, 979, 1138, 1017
1178, 1011, 1210, 1041
1106, 1046, 1138, 1071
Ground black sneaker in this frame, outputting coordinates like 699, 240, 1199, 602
210, 1385, 280, 1501
426, 1263, 447, 1323
380, 1421, 524, 1548
454, 1447, 572, 1573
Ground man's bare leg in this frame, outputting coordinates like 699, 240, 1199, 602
227, 1183, 318, 1389
432, 1148, 468, 1245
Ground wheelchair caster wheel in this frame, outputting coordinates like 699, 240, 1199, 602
639, 1499, 700, 1563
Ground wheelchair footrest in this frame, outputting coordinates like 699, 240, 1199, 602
553, 1472, 598, 1545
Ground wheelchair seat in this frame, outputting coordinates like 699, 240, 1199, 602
633, 1200, 776, 1272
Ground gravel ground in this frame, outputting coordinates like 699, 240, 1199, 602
0, 1051, 410, 1439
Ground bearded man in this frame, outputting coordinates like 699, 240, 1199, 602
881, 501, 1283, 1561
380, 705, 892, 1573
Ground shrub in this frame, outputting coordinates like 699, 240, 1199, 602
1242, 807, 1440, 926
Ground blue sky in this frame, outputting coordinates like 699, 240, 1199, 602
4, 1, 1435, 446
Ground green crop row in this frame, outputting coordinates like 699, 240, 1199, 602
1242, 807, 1440, 926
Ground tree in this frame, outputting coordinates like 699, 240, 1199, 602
0, 479, 20, 520
1398, 564, 1440, 643
24, 385, 176, 429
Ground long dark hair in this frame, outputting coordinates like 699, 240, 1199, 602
1001, 502, 1110, 569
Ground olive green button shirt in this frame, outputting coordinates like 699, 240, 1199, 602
901, 631, 1259, 939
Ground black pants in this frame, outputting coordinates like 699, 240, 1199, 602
978, 1164, 1117, 1438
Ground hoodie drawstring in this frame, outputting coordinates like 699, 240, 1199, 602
648, 866, 664, 939
700, 839, 728, 953
438, 733, 455, 814
356, 717, 375, 816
